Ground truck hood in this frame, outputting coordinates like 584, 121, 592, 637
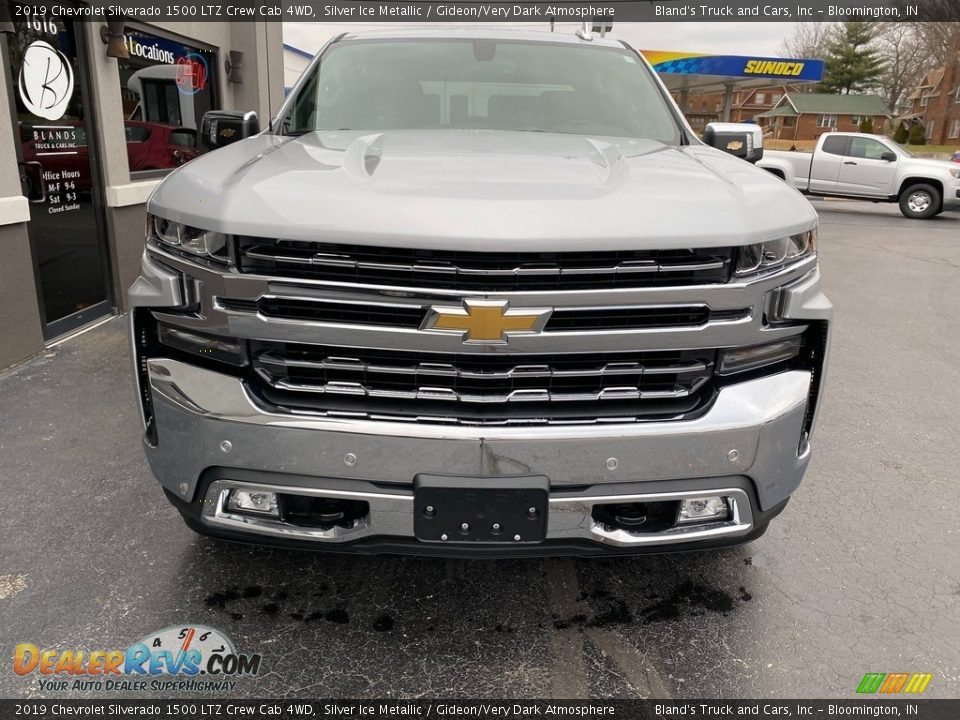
900, 156, 960, 175
149, 129, 817, 251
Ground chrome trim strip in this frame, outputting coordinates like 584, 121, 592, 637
256, 352, 709, 379
262, 375, 709, 403
199, 479, 752, 547
201, 478, 413, 541
550, 488, 752, 546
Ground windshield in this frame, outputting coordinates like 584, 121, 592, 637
284, 38, 682, 144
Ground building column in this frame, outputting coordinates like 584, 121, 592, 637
0, 32, 45, 368
721, 83, 734, 122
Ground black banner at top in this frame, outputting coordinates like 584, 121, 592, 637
7, 0, 960, 23
3, 700, 960, 720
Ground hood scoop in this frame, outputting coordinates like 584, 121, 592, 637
342, 132, 385, 180
585, 138, 626, 183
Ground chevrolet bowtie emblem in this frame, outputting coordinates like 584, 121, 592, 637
422, 299, 552, 343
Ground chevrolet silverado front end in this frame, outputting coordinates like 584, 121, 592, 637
129, 29, 830, 557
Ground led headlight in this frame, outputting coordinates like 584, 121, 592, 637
736, 228, 816, 276
148, 214, 228, 262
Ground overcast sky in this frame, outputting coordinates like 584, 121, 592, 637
283, 21, 795, 57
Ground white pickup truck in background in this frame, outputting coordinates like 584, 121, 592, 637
758, 132, 960, 219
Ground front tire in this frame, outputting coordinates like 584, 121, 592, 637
899, 183, 940, 219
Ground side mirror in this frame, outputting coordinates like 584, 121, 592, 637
703, 122, 764, 163
880, 151, 897, 162
200, 110, 260, 150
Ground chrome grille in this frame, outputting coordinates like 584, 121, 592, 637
249, 342, 717, 424
237, 238, 734, 291
219, 297, 744, 332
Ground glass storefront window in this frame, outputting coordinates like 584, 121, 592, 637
115, 28, 218, 175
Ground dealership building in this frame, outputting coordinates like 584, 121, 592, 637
0, 16, 282, 369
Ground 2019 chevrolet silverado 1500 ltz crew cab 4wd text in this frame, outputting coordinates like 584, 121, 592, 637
759, 131, 960, 219
129, 29, 831, 557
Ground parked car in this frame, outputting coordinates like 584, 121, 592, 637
129, 28, 831, 557
124, 121, 201, 172
950, 151, 960, 164
758, 132, 960, 219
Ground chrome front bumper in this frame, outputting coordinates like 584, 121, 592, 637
200, 477, 755, 549
145, 358, 811, 552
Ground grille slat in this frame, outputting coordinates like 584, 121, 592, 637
249, 342, 716, 424
220, 297, 739, 332
237, 238, 734, 291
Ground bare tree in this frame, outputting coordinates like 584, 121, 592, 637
779, 22, 834, 60
894, 1, 960, 23
875, 23, 933, 114
908, 22, 960, 66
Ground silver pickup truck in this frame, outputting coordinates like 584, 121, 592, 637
129, 28, 831, 557
759, 132, 960, 219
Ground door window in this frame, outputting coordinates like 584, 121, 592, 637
848, 137, 891, 160
821, 136, 847, 155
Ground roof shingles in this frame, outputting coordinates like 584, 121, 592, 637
758, 92, 890, 117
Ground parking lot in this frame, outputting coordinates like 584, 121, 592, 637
1, 200, 958, 699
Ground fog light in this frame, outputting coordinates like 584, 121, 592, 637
678, 496, 729, 524
227, 490, 279, 517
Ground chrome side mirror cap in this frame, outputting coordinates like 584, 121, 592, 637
704, 122, 764, 163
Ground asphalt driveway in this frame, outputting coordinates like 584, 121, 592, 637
1, 201, 958, 699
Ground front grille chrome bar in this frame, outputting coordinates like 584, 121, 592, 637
256, 351, 709, 380
261, 374, 709, 403
242, 248, 727, 278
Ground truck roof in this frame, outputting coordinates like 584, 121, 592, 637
335, 27, 626, 49
818, 131, 891, 141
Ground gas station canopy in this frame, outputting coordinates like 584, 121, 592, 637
638, 50, 824, 121
640, 50, 825, 93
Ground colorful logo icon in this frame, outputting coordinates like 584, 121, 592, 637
857, 673, 932, 694
423, 299, 551, 344
14, 625, 260, 678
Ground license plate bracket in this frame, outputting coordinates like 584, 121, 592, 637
414, 475, 549, 544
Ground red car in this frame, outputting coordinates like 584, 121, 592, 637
124, 120, 201, 171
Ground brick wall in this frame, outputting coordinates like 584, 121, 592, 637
909, 33, 960, 144
925, 35, 960, 143
766, 113, 888, 142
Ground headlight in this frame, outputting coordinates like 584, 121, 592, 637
147, 214, 228, 262
949, 168, 960, 180
736, 229, 816, 276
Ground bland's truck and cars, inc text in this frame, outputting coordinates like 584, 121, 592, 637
129, 28, 831, 557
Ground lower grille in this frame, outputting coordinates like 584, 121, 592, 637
248, 342, 717, 425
